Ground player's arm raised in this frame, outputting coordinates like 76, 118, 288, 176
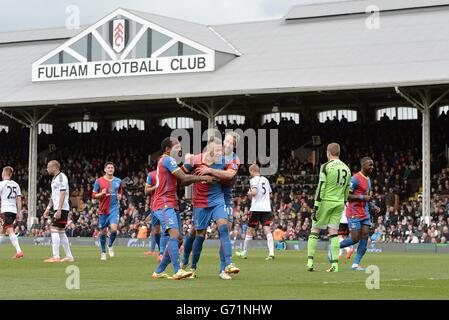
175, 169, 216, 187
195, 167, 235, 181
195, 157, 240, 181
164, 155, 216, 186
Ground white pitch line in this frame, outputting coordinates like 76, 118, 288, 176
322, 277, 449, 286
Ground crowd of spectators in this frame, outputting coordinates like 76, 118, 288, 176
0, 111, 448, 245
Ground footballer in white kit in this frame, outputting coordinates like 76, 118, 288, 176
0, 166, 24, 258
236, 164, 275, 260
43, 160, 74, 263
338, 206, 354, 260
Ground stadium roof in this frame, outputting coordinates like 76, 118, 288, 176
284, 0, 449, 20
2, 0, 449, 108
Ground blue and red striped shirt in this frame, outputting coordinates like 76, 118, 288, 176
346, 172, 371, 219
146, 170, 157, 209
151, 155, 180, 211
183, 153, 227, 208
92, 176, 122, 215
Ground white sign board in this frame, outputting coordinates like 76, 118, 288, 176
32, 55, 214, 82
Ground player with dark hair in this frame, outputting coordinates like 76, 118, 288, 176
181, 136, 240, 279
338, 157, 379, 270
152, 137, 215, 280
187, 132, 241, 279
143, 169, 166, 258
92, 162, 122, 260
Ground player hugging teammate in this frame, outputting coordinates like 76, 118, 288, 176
180, 134, 241, 280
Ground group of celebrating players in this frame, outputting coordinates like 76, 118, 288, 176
0, 132, 377, 279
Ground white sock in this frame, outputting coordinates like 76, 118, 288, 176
345, 245, 353, 253
266, 233, 274, 256
51, 232, 60, 258
243, 235, 252, 255
0, 235, 4, 244
338, 237, 343, 255
9, 233, 21, 253
59, 232, 73, 258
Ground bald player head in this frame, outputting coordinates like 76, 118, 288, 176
326, 143, 341, 160
47, 160, 61, 176
2, 166, 13, 180
249, 164, 260, 177
206, 136, 223, 162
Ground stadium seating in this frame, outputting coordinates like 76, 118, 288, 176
0, 113, 448, 244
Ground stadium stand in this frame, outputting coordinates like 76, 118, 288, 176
0, 111, 448, 244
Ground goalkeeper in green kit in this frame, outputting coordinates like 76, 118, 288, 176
307, 143, 350, 273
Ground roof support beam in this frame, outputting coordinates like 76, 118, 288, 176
395, 86, 449, 226
0, 108, 52, 230
0, 109, 31, 128
176, 98, 234, 130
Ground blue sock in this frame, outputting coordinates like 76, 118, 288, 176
340, 237, 355, 249
168, 237, 181, 273
150, 233, 161, 252
154, 233, 161, 251
108, 231, 117, 247
219, 246, 226, 273
155, 246, 171, 274
191, 235, 205, 269
354, 238, 368, 265
159, 234, 169, 256
100, 233, 107, 253
218, 224, 232, 266
182, 232, 195, 266
150, 234, 157, 252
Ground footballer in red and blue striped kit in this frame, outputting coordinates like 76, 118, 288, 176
92, 162, 123, 260
339, 157, 378, 270
144, 170, 168, 258
151, 137, 215, 280
180, 137, 240, 279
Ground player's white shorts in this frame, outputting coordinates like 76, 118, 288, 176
340, 209, 348, 224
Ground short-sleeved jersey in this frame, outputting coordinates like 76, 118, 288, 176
221, 153, 240, 207
51, 172, 70, 211
249, 175, 272, 212
183, 153, 225, 208
346, 172, 372, 219
146, 170, 157, 209
151, 155, 180, 211
0, 180, 21, 214
314, 159, 351, 205
92, 176, 123, 215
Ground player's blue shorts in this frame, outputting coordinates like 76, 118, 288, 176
99, 212, 119, 229
193, 204, 227, 230
225, 205, 233, 223
151, 211, 160, 227
153, 207, 180, 234
349, 216, 371, 231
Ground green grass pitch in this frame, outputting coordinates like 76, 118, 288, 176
0, 244, 448, 299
